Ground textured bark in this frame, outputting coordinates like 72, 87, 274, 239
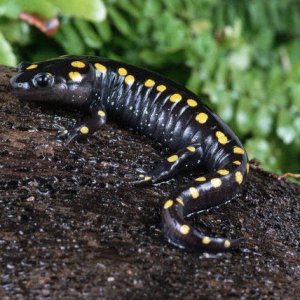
1, 66, 299, 299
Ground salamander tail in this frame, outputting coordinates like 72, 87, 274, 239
162, 157, 248, 251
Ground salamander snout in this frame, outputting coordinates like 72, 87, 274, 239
10, 73, 30, 91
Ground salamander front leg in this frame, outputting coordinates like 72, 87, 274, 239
59, 105, 107, 144
135, 144, 203, 185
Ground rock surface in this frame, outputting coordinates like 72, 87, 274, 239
0, 66, 299, 299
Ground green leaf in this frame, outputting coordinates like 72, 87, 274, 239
107, 6, 132, 38
0, 0, 57, 19
51, 0, 106, 22
139, 50, 168, 66
235, 97, 254, 135
276, 109, 297, 145
114, 0, 140, 18
142, 1, 162, 18
152, 12, 187, 52
53, 21, 85, 54
186, 68, 203, 94
290, 84, 300, 114
228, 46, 251, 71
0, 0, 106, 21
189, 32, 214, 59
245, 138, 281, 172
0, 30, 16, 65
73, 19, 102, 49
162, 0, 184, 13
294, 117, 300, 142
217, 91, 235, 123
255, 104, 273, 136
0, 20, 30, 45
94, 20, 112, 42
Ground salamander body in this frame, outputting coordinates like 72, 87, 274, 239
10, 56, 248, 251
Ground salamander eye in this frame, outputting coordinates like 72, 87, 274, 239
32, 73, 54, 88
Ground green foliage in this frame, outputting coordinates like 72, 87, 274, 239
0, 31, 16, 65
0, 0, 106, 20
0, 0, 299, 174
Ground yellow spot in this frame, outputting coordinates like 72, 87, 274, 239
26, 64, 38, 70
167, 155, 178, 163
125, 75, 135, 85
180, 225, 190, 235
187, 146, 196, 152
144, 79, 155, 87
169, 93, 182, 103
69, 71, 82, 82
216, 131, 228, 145
235, 171, 243, 184
118, 67, 127, 76
224, 240, 231, 248
176, 197, 184, 206
233, 146, 245, 155
211, 178, 222, 188
189, 187, 199, 199
202, 236, 211, 244
156, 85, 166, 92
195, 112, 208, 124
71, 61, 86, 68
195, 176, 206, 182
164, 199, 173, 209
144, 176, 152, 182
80, 126, 89, 134
233, 161, 241, 166
95, 63, 107, 73
246, 163, 250, 174
217, 169, 229, 176
187, 99, 198, 107
98, 110, 106, 117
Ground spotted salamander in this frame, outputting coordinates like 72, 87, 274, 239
10, 56, 249, 251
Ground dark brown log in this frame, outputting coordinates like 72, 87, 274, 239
1, 65, 299, 299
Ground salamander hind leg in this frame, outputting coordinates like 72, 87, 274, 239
134, 144, 203, 185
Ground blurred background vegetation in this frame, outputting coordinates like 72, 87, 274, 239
0, 0, 299, 175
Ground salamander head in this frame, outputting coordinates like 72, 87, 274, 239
10, 56, 95, 106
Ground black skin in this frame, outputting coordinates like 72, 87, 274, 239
10, 55, 248, 251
